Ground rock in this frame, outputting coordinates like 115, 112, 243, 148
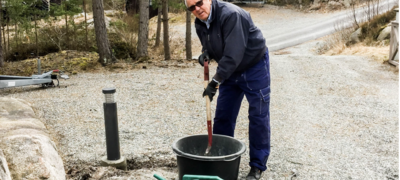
87, 17, 112, 29
377, 25, 391, 41
0, 150, 12, 180
327, 1, 343, 10
0, 97, 34, 118
0, 97, 66, 180
349, 28, 362, 44
177, 63, 189, 68
309, 3, 322, 10
342, 0, 351, 8
92, 167, 107, 179
73, 13, 84, 18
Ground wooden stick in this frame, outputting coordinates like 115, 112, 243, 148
204, 60, 212, 155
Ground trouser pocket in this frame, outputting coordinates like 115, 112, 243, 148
259, 86, 270, 115
244, 55, 270, 91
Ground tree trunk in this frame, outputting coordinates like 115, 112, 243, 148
2, 26, 4, 61
137, 0, 149, 57
83, 0, 88, 50
2, 26, 4, 55
72, 16, 76, 50
162, 0, 170, 60
35, 15, 38, 56
15, 24, 18, 53
65, 3, 69, 50
185, 10, 192, 60
0, 1, 3, 67
92, 0, 114, 65
7, 23, 9, 55
155, 4, 162, 47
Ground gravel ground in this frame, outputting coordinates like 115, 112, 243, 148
1, 5, 399, 180
0, 39, 398, 179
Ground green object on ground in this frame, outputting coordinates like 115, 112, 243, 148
153, 174, 167, 180
183, 174, 223, 180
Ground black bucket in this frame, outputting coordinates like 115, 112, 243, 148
172, 134, 246, 180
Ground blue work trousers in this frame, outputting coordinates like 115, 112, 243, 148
213, 50, 270, 171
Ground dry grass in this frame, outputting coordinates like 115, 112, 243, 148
316, 9, 394, 64
273, 50, 291, 55
360, 7, 397, 44
315, 28, 355, 55
0, 50, 102, 76
324, 43, 390, 63
318, 27, 391, 63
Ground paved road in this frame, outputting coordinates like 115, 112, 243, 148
177, 0, 398, 55
263, 0, 398, 51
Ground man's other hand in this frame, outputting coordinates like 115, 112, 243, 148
203, 80, 218, 102
198, 50, 210, 66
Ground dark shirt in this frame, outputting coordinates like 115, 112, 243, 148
195, 0, 267, 82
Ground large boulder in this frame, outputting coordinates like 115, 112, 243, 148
0, 149, 11, 180
377, 24, 391, 41
0, 97, 66, 180
349, 28, 362, 44
309, 3, 322, 10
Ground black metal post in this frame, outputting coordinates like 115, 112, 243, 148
102, 88, 121, 160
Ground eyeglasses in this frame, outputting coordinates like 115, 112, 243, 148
187, 0, 203, 11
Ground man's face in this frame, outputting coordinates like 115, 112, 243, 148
187, 0, 211, 21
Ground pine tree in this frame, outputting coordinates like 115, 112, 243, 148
185, 10, 191, 60
0, 0, 3, 67
137, 0, 149, 57
155, 1, 162, 47
162, 0, 170, 60
92, 0, 114, 65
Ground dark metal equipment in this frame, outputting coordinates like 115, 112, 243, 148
102, 88, 121, 161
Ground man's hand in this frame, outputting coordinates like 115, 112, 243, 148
203, 79, 219, 102
198, 51, 210, 66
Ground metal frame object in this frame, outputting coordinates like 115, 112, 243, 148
0, 70, 69, 89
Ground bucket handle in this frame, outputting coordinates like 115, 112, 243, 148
173, 149, 240, 162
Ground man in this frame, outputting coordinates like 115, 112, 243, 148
185, 0, 270, 179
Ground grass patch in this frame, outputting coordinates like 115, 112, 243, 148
318, 6, 397, 63
316, 28, 355, 55
0, 50, 101, 76
360, 6, 397, 44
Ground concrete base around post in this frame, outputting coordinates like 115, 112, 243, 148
100, 156, 127, 171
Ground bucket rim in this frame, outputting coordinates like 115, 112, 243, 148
171, 134, 246, 161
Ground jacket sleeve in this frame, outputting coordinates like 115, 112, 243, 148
214, 11, 249, 82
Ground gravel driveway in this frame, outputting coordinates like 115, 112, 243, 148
1, 5, 399, 180
1, 39, 398, 179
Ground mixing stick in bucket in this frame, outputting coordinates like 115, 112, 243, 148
204, 60, 212, 155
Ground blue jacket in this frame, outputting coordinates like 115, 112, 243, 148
195, 0, 267, 82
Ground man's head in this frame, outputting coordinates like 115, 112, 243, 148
185, 0, 212, 21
